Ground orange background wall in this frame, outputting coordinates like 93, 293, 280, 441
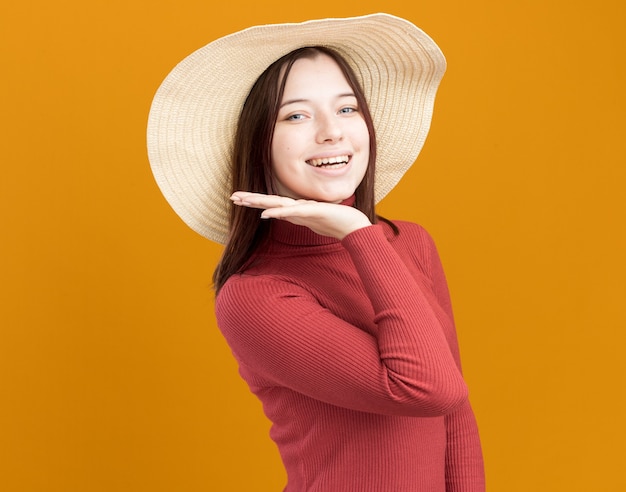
1, 1, 624, 490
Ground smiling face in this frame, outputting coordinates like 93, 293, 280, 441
270, 53, 370, 203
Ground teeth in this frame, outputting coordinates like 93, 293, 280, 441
308, 155, 350, 167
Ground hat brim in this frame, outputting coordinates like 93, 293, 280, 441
147, 13, 446, 244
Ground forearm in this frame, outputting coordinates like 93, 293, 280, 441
341, 224, 468, 415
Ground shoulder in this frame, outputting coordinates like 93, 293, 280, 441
379, 219, 441, 276
216, 272, 314, 320
381, 219, 437, 250
215, 271, 330, 356
388, 219, 431, 236
217, 271, 309, 305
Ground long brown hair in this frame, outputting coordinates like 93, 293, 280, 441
213, 46, 379, 293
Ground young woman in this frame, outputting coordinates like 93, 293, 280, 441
148, 14, 484, 491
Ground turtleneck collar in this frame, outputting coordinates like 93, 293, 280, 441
268, 195, 356, 247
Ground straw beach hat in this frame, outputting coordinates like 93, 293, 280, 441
147, 13, 446, 244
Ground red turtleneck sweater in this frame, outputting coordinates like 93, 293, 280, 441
215, 210, 484, 491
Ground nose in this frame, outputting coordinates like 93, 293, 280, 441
315, 113, 343, 143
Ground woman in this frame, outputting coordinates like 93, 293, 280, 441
148, 13, 484, 491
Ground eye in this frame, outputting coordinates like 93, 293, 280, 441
339, 106, 358, 115
286, 113, 306, 121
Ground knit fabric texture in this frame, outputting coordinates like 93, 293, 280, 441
215, 212, 485, 491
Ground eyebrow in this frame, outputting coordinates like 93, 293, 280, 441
279, 93, 356, 109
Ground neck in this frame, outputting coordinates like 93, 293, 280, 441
269, 195, 356, 246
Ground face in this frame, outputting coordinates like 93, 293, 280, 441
271, 54, 370, 203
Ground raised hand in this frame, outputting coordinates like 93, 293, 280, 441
230, 192, 372, 240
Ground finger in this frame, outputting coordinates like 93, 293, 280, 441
230, 192, 299, 210
260, 202, 323, 220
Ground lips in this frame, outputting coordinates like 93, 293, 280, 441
306, 155, 351, 167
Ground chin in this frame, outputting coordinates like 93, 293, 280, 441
311, 189, 356, 204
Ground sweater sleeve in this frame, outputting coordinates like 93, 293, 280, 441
420, 228, 485, 491
215, 223, 468, 417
